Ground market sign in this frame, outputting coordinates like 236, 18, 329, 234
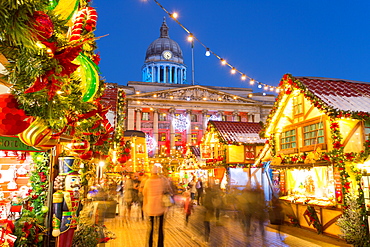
0, 136, 40, 151
200, 144, 213, 159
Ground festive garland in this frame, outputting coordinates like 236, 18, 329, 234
304, 205, 323, 234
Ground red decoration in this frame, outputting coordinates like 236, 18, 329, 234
70, 139, 90, 154
0, 94, 30, 136
79, 150, 93, 160
69, 7, 97, 42
30, 11, 54, 41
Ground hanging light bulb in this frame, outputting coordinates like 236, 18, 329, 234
249, 79, 255, 85
231, 67, 236, 74
258, 84, 262, 89
171, 12, 178, 19
241, 74, 247, 80
276, 88, 280, 93
270, 87, 274, 91
187, 33, 194, 42
221, 59, 226, 65
205, 48, 211, 56
264, 86, 268, 90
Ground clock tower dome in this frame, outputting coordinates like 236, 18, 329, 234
142, 18, 187, 84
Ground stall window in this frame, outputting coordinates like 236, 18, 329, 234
222, 115, 228, 121
365, 121, 370, 137
281, 129, 296, 149
142, 112, 150, 121
303, 122, 324, 146
175, 133, 182, 142
293, 95, 303, 115
159, 133, 166, 142
191, 133, 198, 144
191, 114, 198, 122
159, 113, 166, 121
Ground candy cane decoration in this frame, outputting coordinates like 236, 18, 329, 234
69, 7, 97, 42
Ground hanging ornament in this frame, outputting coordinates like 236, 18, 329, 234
69, 7, 98, 42
74, 53, 99, 102
18, 117, 57, 150
0, 94, 30, 136
69, 139, 90, 154
52, 0, 79, 22
79, 150, 93, 160
29, 11, 54, 41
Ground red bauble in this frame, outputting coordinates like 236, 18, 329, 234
0, 94, 30, 136
31, 11, 54, 41
117, 155, 128, 164
79, 150, 93, 160
70, 139, 90, 154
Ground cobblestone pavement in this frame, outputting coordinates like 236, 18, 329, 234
102, 203, 352, 247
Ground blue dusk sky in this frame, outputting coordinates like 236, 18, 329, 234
92, 0, 370, 92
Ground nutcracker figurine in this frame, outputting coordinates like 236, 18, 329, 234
52, 171, 81, 247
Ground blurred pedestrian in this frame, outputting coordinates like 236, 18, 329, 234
138, 174, 149, 220
203, 187, 215, 243
123, 174, 134, 219
143, 164, 166, 247
196, 177, 203, 205
183, 191, 193, 226
188, 177, 197, 201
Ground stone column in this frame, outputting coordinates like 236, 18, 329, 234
127, 108, 135, 130
135, 109, 141, 131
186, 109, 192, 145
217, 110, 223, 121
153, 109, 159, 155
169, 108, 175, 150
254, 113, 261, 122
202, 109, 208, 133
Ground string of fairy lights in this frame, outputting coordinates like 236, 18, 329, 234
151, 0, 281, 93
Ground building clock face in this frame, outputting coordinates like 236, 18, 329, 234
162, 50, 172, 60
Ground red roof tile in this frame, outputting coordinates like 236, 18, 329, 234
295, 77, 370, 112
209, 121, 266, 144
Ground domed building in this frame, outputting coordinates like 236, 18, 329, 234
142, 18, 187, 84
102, 18, 276, 167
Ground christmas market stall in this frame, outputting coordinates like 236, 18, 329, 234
255, 74, 370, 244
200, 121, 267, 191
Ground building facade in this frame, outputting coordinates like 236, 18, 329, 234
103, 19, 276, 157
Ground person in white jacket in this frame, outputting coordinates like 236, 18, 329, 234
143, 164, 166, 247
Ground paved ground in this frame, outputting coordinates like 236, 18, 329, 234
101, 202, 352, 247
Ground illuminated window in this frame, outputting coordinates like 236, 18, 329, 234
175, 133, 182, 142
293, 95, 303, 115
159, 133, 166, 142
191, 114, 198, 122
142, 112, 150, 121
191, 133, 198, 144
281, 129, 296, 149
303, 122, 324, 146
365, 121, 370, 137
159, 113, 166, 121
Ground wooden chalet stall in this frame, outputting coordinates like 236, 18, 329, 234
201, 121, 267, 190
256, 74, 370, 238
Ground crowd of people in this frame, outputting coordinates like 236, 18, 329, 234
107, 167, 281, 246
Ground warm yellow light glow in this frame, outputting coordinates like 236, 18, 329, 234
241, 74, 246, 80
276, 88, 280, 93
136, 91, 140, 94
221, 59, 226, 65
264, 86, 268, 90
187, 35, 194, 42
248, 94, 253, 98
153, 94, 157, 97
56, 91, 63, 94
233, 96, 237, 99
203, 97, 207, 100
231, 68, 236, 74
172, 12, 178, 19
270, 87, 274, 91
249, 79, 255, 85
99, 161, 105, 167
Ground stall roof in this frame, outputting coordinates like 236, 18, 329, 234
208, 121, 266, 144
189, 146, 200, 158
295, 76, 370, 112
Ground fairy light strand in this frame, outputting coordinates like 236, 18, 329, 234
152, 0, 280, 93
